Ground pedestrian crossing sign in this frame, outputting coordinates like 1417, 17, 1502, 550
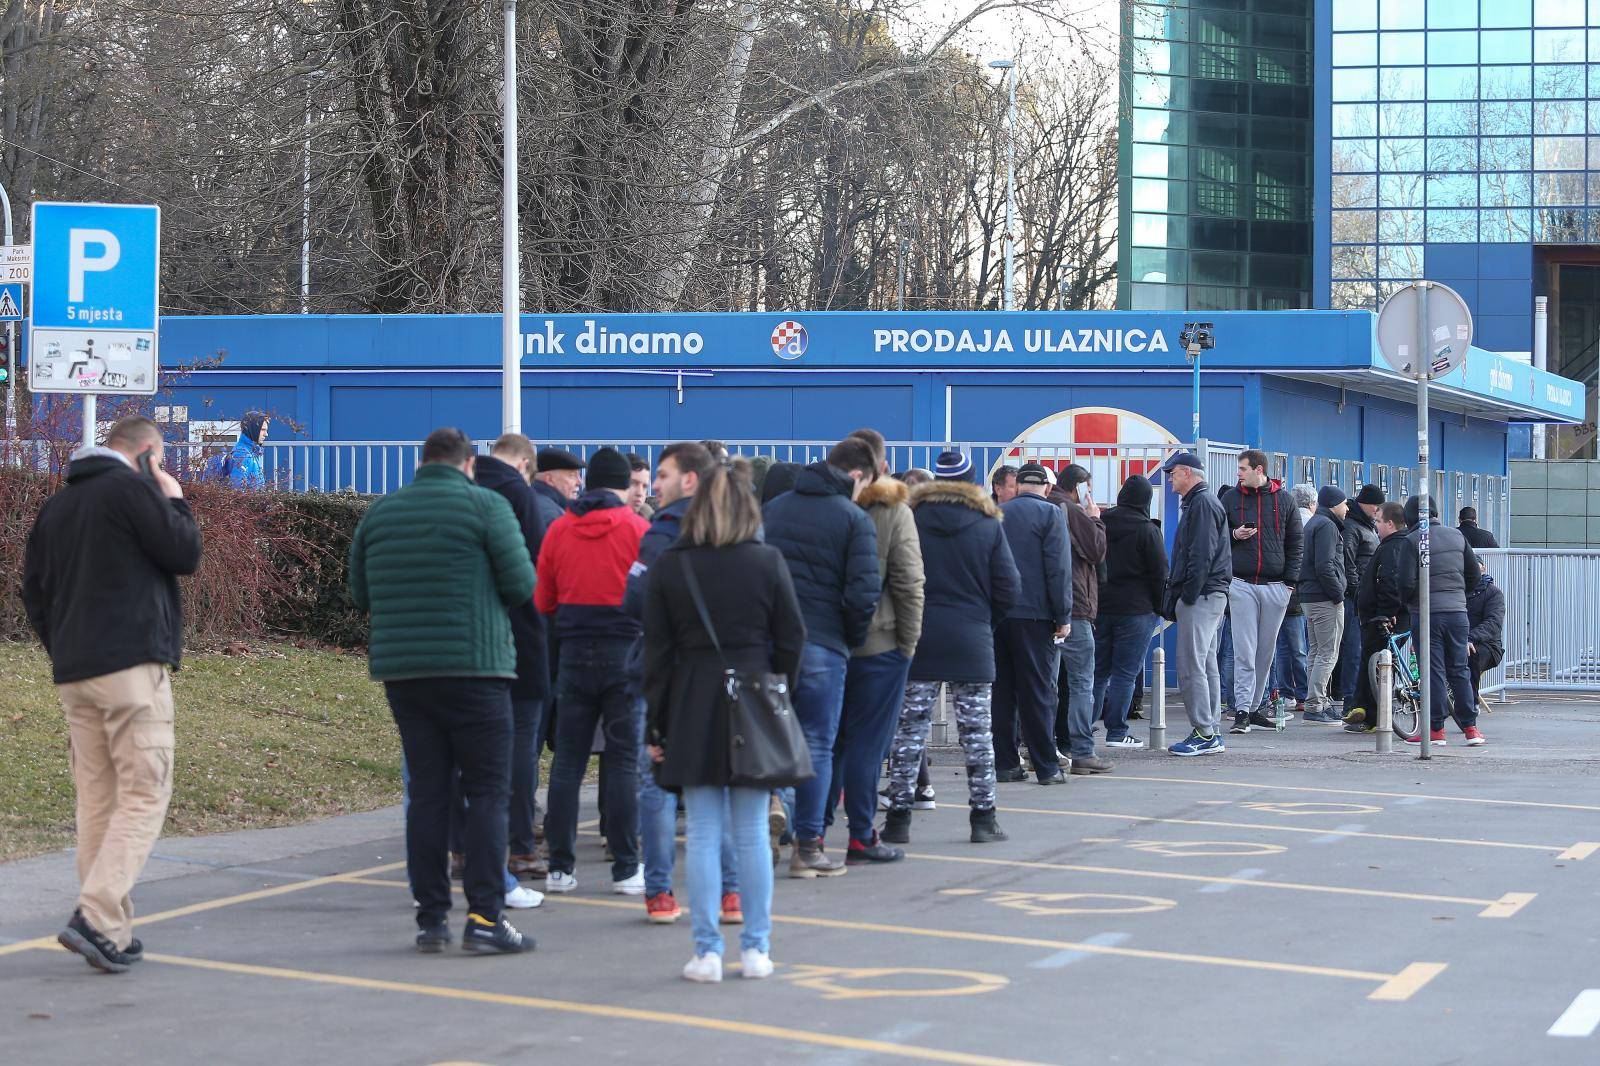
0, 283, 21, 321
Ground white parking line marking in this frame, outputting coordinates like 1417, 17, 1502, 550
1029, 932, 1132, 969
1198, 868, 1265, 894
1548, 990, 1600, 1038
1311, 823, 1368, 845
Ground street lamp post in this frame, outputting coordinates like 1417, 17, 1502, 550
988, 58, 1017, 312
501, 0, 521, 434
301, 93, 312, 314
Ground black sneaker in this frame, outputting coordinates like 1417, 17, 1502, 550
58, 909, 130, 974
416, 921, 452, 953
846, 834, 905, 864
1228, 711, 1251, 734
123, 938, 144, 964
881, 808, 912, 844
1247, 710, 1282, 731
461, 912, 535, 955
912, 785, 937, 810
969, 808, 1009, 843
995, 766, 1027, 783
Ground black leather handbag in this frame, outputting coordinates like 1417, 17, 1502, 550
680, 553, 814, 789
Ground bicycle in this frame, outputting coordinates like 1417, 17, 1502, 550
1366, 620, 1423, 742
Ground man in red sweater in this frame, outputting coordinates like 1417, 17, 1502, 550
535, 447, 650, 896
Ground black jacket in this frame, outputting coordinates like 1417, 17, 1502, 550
623, 495, 690, 623
642, 542, 806, 789
1357, 528, 1417, 628
22, 453, 204, 684
472, 455, 550, 701
531, 478, 569, 530
761, 462, 881, 655
907, 480, 1020, 684
1218, 479, 1303, 585
1466, 573, 1505, 658
1166, 479, 1231, 614
1100, 495, 1168, 617
1343, 504, 1380, 600
1299, 511, 1348, 603
999, 492, 1071, 624
1460, 521, 1499, 550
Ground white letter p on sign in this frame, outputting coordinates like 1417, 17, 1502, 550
68, 228, 121, 302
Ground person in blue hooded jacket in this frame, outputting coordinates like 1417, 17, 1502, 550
208, 412, 269, 489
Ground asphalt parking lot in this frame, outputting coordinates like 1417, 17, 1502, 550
3, 698, 1597, 1065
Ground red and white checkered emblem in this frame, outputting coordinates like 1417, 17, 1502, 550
1004, 407, 1179, 497
771, 320, 808, 360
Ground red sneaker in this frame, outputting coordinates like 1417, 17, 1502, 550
1403, 729, 1449, 746
1463, 726, 1486, 746
720, 892, 743, 925
645, 892, 680, 924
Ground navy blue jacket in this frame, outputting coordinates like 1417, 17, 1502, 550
1299, 512, 1348, 604
907, 480, 1021, 684
1000, 492, 1072, 624
761, 463, 881, 655
473, 455, 551, 701
1166, 479, 1231, 614
531, 478, 569, 530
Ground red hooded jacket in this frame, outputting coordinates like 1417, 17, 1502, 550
535, 491, 649, 639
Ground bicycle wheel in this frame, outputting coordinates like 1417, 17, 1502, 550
1390, 688, 1422, 742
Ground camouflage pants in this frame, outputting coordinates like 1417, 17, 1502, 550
886, 681, 996, 812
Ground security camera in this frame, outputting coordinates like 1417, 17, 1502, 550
1179, 321, 1216, 351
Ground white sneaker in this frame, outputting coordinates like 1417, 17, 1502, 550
504, 885, 544, 909
612, 867, 646, 895
1105, 736, 1146, 749
740, 948, 774, 980
682, 953, 723, 983
545, 871, 577, 894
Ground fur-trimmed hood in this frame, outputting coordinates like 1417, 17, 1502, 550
909, 479, 1001, 518
857, 476, 909, 511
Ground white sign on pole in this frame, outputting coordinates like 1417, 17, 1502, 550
1376, 282, 1473, 379
0, 244, 31, 284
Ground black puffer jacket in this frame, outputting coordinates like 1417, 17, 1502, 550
1299, 511, 1348, 603
907, 480, 1020, 684
1099, 477, 1168, 617
999, 492, 1071, 624
1218, 479, 1302, 585
22, 452, 204, 683
1342, 504, 1380, 600
1466, 573, 1505, 657
1358, 529, 1417, 628
473, 455, 550, 700
761, 462, 881, 655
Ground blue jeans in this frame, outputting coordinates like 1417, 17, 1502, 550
546, 638, 640, 881
791, 642, 849, 841
684, 786, 772, 957
1272, 615, 1308, 701
829, 649, 912, 843
638, 704, 738, 898
1094, 613, 1158, 742
1427, 611, 1477, 731
1061, 621, 1097, 758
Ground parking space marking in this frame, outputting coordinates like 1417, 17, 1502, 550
1105, 775, 1600, 813
994, 805, 1586, 856
1197, 868, 1264, 894
1369, 963, 1450, 1002
1028, 932, 1131, 969
1311, 823, 1368, 845
1079, 837, 1289, 857
779, 963, 1010, 1001
1548, 989, 1600, 1038
937, 889, 1177, 916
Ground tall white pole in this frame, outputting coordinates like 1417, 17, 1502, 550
1416, 280, 1432, 760
501, 0, 521, 434
301, 91, 312, 314
1004, 64, 1017, 312
1533, 295, 1548, 459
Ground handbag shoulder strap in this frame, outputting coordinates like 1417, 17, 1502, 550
678, 549, 732, 670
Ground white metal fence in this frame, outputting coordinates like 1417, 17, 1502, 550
1477, 548, 1600, 695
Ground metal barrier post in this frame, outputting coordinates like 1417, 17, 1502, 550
1149, 647, 1167, 750
1375, 649, 1393, 755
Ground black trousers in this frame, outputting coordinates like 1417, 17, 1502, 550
449, 696, 544, 857
1469, 646, 1503, 701
992, 618, 1063, 775
387, 677, 513, 927
1349, 620, 1390, 716
546, 638, 640, 881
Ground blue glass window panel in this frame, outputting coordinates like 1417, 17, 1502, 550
1429, 209, 1480, 241
1483, 99, 1533, 134
1333, 103, 1380, 137
1333, 68, 1378, 101
1533, 207, 1585, 240
1380, 137, 1425, 169
1378, 207, 1425, 242
1331, 243, 1377, 278
1132, 212, 1177, 246
1586, 172, 1600, 204
1382, 172, 1425, 206
1480, 136, 1534, 170
1380, 32, 1425, 64
1535, 135, 1585, 167
1536, 29, 1585, 64
1427, 173, 1477, 207
1333, 139, 1379, 171
1590, 29, 1600, 62
1587, 64, 1600, 97
1132, 180, 1188, 213
1380, 101, 1426, 136
1333, 0, 1377, 31
1481, 0, 1533, 27
1480, 171, 1533, 205
1132, 249, 1186, 284
1131, 39, 1170, 74
1481, 30, 1533, 63
1377, 245, 1424, 279
1133, 74, 1179, 108
1589, 101, 1600, 134
1331, 210, 1378, 242
1133, 143, 1186, 177
1331, 281, 1379, 309
1129, 3, 1181, 40
1428, 31, 1478, 64
1534, 0, 1585, 24
1380, 0, 1423, 30
1589, 135, 1600, 168
1380, 68, 1425, 100
1131, 283, 1186, 310
1133, 108, 1174, 144
1535, 99, 1586, 134
1427, 67, 1478, 99
1478, 208, 1528, 241
1534, 65, 1583, 98
1537, 171, 1586, 205
1426, 0, 1477, 28
1481, 65, 1533, 97
1335, 174, 1379, 207
1427, 101, 1478, 135
1428, 138, 1478, 170
1334, 33, 1379, 65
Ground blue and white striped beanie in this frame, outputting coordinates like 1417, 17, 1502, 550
934, 449, 975, 482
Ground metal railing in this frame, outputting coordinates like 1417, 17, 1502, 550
1477, 548, 1600, 695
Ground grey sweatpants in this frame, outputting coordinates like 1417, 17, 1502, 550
1175, 592, 1228, 734
1303, 599, 1346, 714
1227, 578, 1292, 718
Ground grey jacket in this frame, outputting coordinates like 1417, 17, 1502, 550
1299, 511, 1348, 603
1000, 491, 1072, 625
1407, 520, 1481, 615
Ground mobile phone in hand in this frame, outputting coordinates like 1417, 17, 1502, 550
137, 448, 156, 479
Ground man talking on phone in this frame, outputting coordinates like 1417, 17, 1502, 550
22, 416, 203, 973
1217, 450, 1302, 735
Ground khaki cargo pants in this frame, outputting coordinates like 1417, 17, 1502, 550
59, 663, 175, 950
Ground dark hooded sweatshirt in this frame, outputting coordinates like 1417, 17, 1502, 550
1099, 476, 1168, 617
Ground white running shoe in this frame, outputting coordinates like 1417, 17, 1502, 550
740, 948, 774, 979
613, 867, 646, 895
505, 885, 544, 909
544, 871, 577, 894
682, 953, 723, 983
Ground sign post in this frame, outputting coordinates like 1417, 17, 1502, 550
28, 203, 161, 447
1376, 281, 1472, 761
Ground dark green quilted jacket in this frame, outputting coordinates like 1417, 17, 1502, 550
349, 464, 536, 681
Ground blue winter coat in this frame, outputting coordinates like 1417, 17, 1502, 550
906, 479, 1021, 684
222, 436, 265, 490
761, 462, 881, 655
1000, 492, 1072, 624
